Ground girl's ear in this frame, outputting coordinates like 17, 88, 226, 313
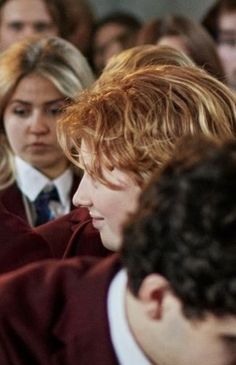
138, 274, 169, 319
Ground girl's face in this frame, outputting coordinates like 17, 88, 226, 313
3, 73, 69, 178
217, 11, 236, 89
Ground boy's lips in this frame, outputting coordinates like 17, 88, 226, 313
89, 212, 105, 230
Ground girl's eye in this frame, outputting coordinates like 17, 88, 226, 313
47, 105, 64, 116
12, 107, 30, 117
218, 37, 236, 47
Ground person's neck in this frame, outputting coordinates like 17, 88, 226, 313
36, 160, 69, 179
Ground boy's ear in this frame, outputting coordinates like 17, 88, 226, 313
138, 274, 169, 320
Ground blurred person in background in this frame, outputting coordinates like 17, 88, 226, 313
65, 0, 95, 58
97, 44, 195, 87
0, 0, 96, 63
0, 36, 94, 227
203, 0, 236, 89
0, 0, 73, 51
90, 11, 142, 75
138, 15, 225, 82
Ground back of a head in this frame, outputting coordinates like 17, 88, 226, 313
122, 136, 236, 318
60, 0, 95, 54
50, 0, 95, 41
138, 15, 225, 81
98, 45, 195, 86
58, 65, 236, 188
91, 11, 142, 75
93, 12, 141, 35
43, 0, 73, 39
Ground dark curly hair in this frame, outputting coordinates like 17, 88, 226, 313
121, 137, 236, 318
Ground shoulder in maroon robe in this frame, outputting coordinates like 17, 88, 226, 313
35, 207, 111, 259
0, 202, 52, 273
0, 255, 120, 365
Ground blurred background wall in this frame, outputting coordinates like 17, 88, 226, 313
89, 0, 216, 21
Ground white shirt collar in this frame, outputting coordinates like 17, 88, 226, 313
107, 269, 150, 365
14, 156, 73, 207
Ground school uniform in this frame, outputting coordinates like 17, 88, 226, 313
0, 157, 109, 272
0, 201, 108, 274
0, 202, 52, 273
0, 157, 80, 226
35, 207, 111, 258
0, 255, 150, 365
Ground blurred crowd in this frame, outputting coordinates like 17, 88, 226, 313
0, 1, 235, 364
0, 0, 235, 86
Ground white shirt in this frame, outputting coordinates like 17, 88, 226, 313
107, 269, 150, 365
15, 156, 73, 220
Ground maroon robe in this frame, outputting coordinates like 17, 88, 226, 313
35, 207, 111, 259
0, 175, 110, 273
0, 174, 80, 223
0, 255, 120, 364
0, 202, 52, 273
